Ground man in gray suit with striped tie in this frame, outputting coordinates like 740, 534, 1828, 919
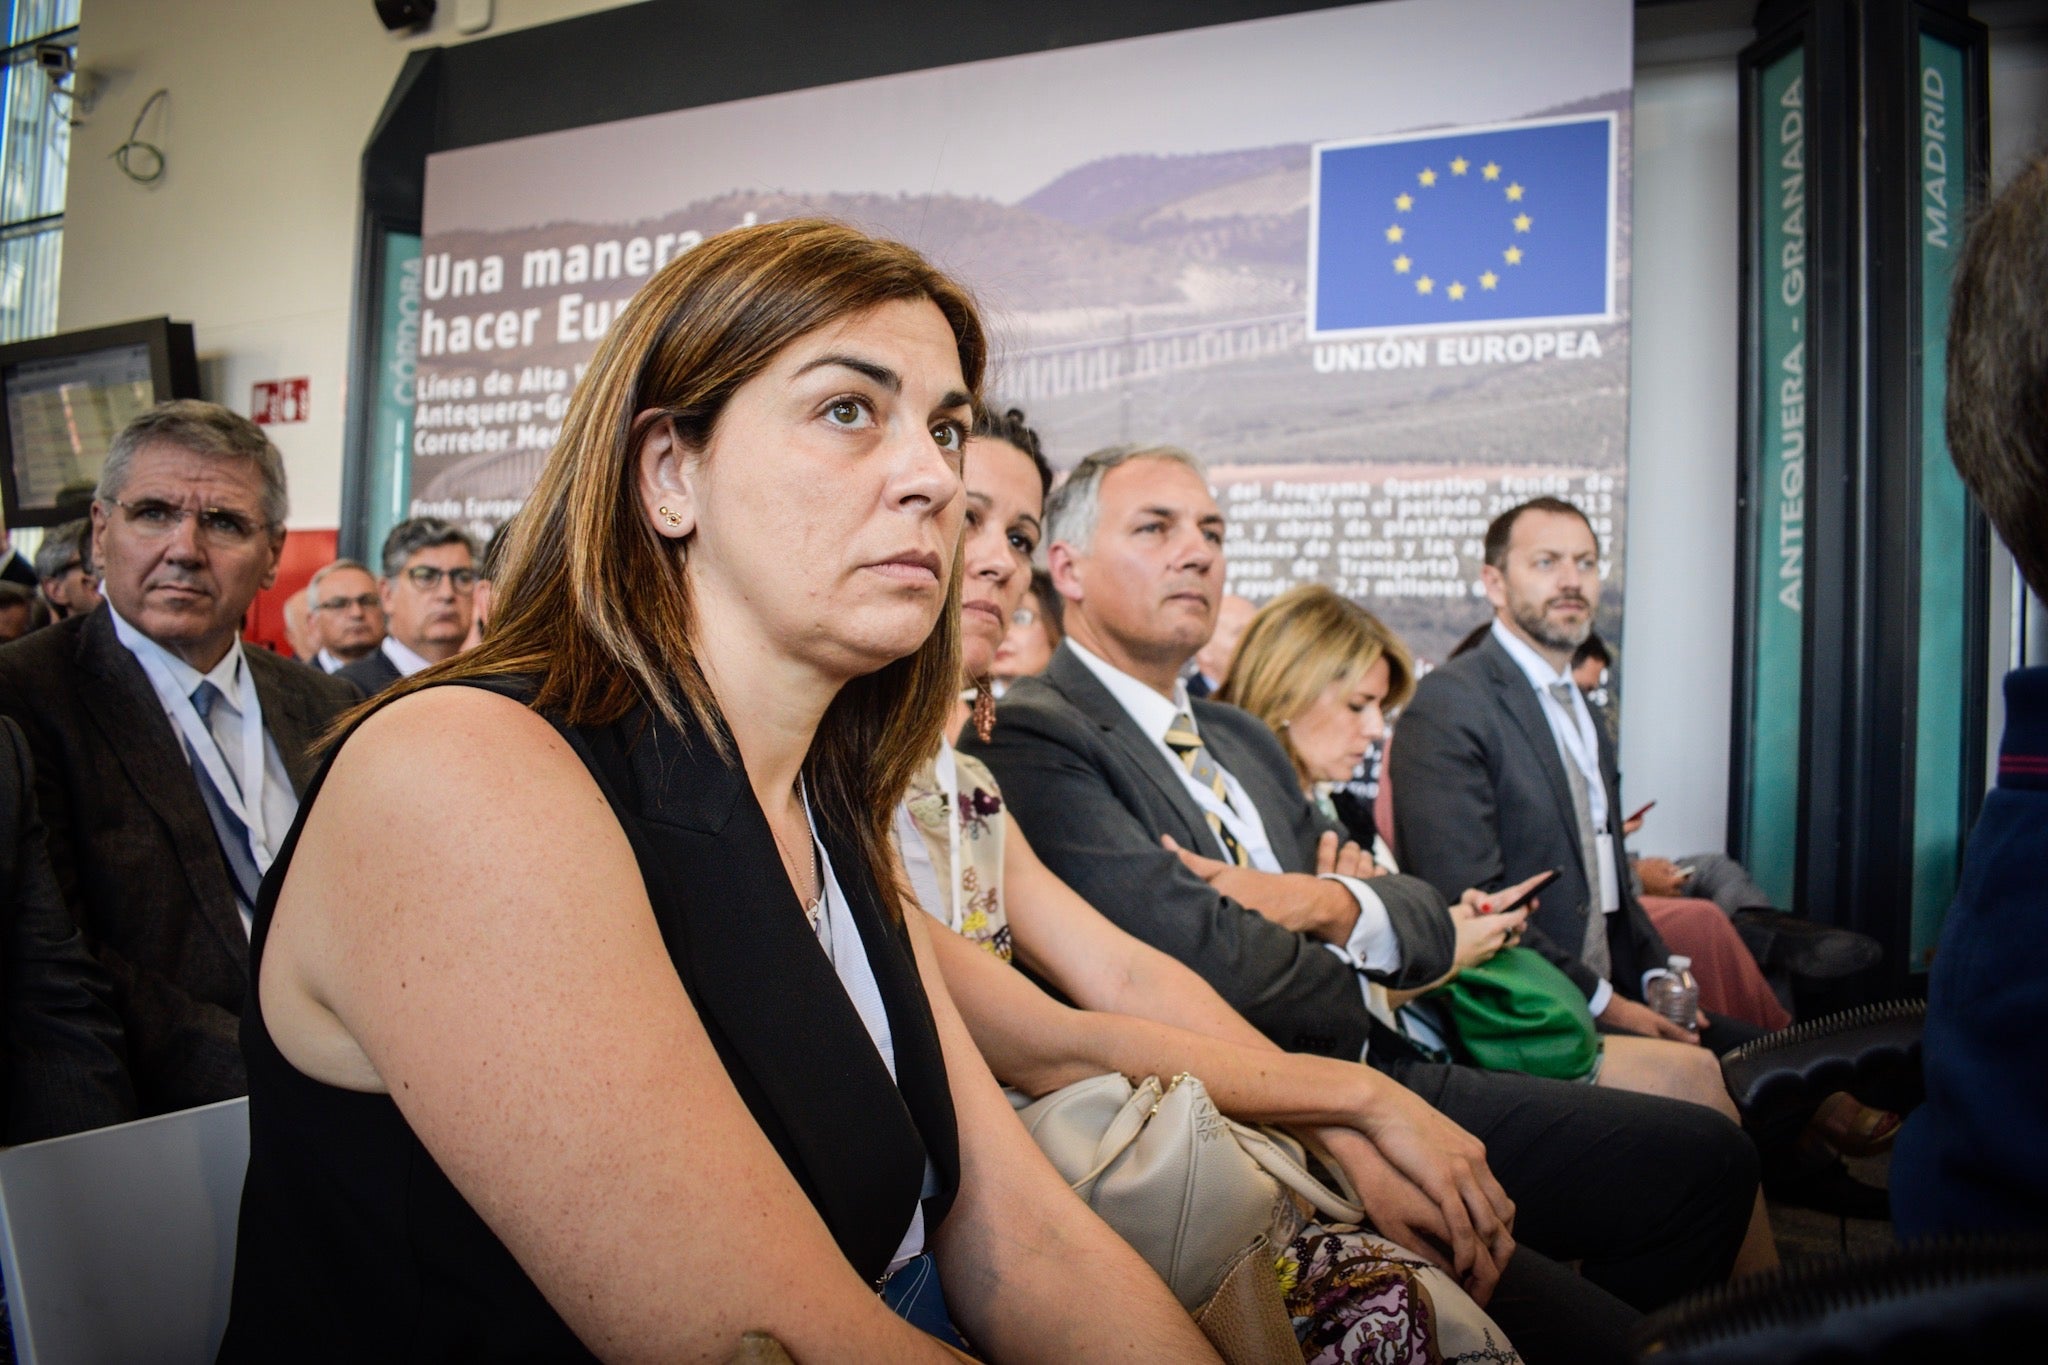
0, 401, 357, 1115
965, 447, 1761, 1329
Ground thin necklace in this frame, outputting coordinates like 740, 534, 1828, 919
769, 775, 825, 932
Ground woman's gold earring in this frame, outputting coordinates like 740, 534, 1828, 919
658, 506, 683, 528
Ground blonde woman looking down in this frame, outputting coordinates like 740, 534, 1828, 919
1219, 584, 1780, 1280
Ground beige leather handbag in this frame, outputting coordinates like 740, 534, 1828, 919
1011, 1072, 1365, 1309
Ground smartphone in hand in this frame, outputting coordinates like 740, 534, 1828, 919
1490, 869, 1562, 915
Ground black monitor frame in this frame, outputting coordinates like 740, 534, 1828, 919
0, 315, 200, 529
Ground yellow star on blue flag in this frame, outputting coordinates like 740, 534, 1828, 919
1310, 115, 1615, 335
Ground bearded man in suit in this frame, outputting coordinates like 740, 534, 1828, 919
963, 445, 1759, 1333
0, 401, 357, 1114
1391, 498, 1768, 1053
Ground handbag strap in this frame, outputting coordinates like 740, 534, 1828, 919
1067, 1076, 1164, 1194
1225, 1120, 1367, 1225
1051, 1074, 1366, 1226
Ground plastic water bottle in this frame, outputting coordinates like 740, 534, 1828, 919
1646, 955, 1700, 1031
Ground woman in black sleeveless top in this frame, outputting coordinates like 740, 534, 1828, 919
220, 220, 1216, 1363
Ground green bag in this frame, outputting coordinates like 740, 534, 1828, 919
1429, 946, 1601, 1080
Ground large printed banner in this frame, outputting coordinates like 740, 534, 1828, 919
414, 0, 1633, 662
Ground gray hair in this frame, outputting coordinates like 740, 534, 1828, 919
96, 400, 289, 530
33, 518, 91, 580
1042, 443, 1210, 555
379, 517, 477, 578
307, 556, 373, 606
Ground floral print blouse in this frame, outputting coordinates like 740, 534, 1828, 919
903, 743, 1013, 963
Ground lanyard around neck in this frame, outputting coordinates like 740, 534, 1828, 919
138, 649, 272, 868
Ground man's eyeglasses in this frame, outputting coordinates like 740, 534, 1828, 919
314, 593, 381, 614
108, 498, 269, 546
403, 565, 477, 592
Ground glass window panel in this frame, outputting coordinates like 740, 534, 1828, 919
0, 42, 73, 224
0, 223, 62, 343
8, 1, 80, 47
0, 2, 79, 342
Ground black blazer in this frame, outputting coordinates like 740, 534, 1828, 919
568, 703, 959, 1275
1, 715, 137, 1141
1390, 631, 1669, 1000
335, 646, 402, 697
0, 607, 358, 1113
223, 683, 959, 1358
962, 643, 1455, 1060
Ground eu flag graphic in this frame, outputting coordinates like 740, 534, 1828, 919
1310, 115, 1615, 337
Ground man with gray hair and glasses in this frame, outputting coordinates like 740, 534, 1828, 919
0, 399, 356, 1114
337, 517, 478, 696
304, 557, 386, 674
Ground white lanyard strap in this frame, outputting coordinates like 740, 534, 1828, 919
141, 654, 271, 869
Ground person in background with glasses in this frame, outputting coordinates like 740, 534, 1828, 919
337, 517, 479, 696
990, 566, 1061, 696
304, 558, 386, 674
0, 399, 357, 1116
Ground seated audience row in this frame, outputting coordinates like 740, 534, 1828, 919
0, 184, 2035, 1359
906, 412, 1523, 1357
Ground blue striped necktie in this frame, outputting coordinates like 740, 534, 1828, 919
189, 681, 261, 912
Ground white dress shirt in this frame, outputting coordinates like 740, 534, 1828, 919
1489, 619, 1665, 1014
380, 634, 434, 678
313, 647, 348, 674
809, 815, 936, 1276
1067, 640, 1405, 1004
109, 609, 297, 936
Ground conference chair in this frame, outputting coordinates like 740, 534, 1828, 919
1717, 999, 1925, 1144
1630, 1236, 2048, 1363
0, 1097, 248, 1364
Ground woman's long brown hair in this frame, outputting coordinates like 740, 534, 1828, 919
339, 218, 986, 920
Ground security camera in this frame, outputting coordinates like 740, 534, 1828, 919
34, 42, 74, 81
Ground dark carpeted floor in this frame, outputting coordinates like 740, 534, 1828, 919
1771, 1150, 1897, 1262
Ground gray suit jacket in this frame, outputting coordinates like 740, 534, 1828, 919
0, 607, 358, 1113
1389, 631, 1669, 1000
961, 643, 1454, 1058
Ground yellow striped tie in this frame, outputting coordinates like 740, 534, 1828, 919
1163, 711, 1251, 866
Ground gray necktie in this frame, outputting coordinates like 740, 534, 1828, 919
1547, 680, 1611, 981
190, 681, 261, 912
